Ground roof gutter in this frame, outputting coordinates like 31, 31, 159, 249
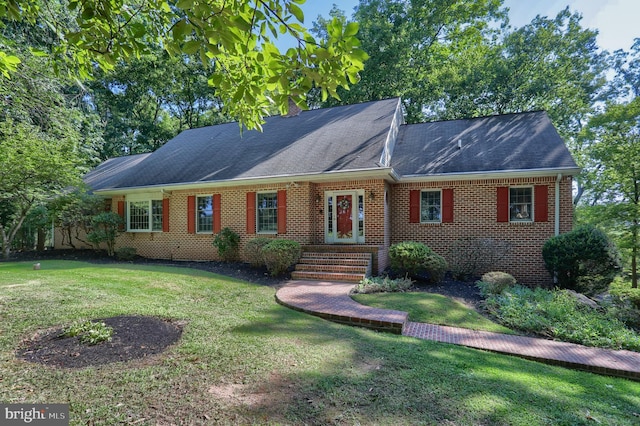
399, 167, 581, 183
92, 167, 398, 196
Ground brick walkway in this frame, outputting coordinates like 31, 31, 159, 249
275, 280, 640, 381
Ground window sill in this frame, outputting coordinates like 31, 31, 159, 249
419, 221, 442, 225
509, 220, 534, 225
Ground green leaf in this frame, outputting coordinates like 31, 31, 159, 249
182, 40, 201, 54
344, 22, 359, 37
287, 3, 304, 23
176, 0, 193, 8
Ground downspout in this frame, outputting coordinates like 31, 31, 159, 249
555, 174, 562, 236
554, 173, 562, 284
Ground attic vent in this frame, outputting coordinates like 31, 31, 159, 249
283, 97, 302, 117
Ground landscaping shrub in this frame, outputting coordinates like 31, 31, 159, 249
86, 211, 123, 256
609, 278, 640, 309
212, 227, 240, 261
476, 271, 516, 297
448, 237, 511, 280
423, 252, 448, 284
243, 237, 273, 267
542, 225, 622, 296
484, 285, 640, 351
261, 239, 301, 276
389, 241, 448, 283
389, 241, 431, 276
352, 276, 413, 294
115, 247, 137, 261
608, 278, 640, 330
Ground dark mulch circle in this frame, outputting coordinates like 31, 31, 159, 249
18, 315, 184, 369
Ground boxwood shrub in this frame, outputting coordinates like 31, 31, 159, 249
542, 225, 621, 295
389, 241, 447, 284
261, 239, 301, 276
244, 237, 273, 267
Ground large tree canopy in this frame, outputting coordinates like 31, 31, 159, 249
0, 0, 367, 129
90, 49, 227, 159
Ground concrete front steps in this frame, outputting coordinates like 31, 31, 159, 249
291, 252, 372, 283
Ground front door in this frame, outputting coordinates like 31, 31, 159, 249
325, 191, 363, 243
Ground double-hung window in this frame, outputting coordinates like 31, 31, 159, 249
257, 192, 278, 233
509, 187, 532, 222
128, 199, 163, 231
420, 190, 441, 223
196, 195, 213, 233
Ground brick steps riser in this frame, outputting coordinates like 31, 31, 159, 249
291, 271, 365, 283
301, 252, 372, 260
295, 264, 368, 273
298, 258, 370, 266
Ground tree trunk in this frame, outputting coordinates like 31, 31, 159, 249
37, 227, 46, 251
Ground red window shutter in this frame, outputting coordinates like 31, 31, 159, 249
534, 185, 549, 222
497, 187, 509, 222
213, 194, 221, 234
162, 198, 170, 232
246, 192, 256, 234
277, 190, 287, 234
117, 200, 125, 230
442, 189, 454, 223
409, 190, 420, 223
187, 195, 195, 234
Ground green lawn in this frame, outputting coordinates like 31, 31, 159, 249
1, 261, 639, 425
352, 291, 515, 334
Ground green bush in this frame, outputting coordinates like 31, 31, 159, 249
484, 285, 640, 351
542, 225, 622, 296
115, 246, 137, 261
423, 252, 448, 284
261, 239, 301, 276
243, 237, 273, 267
390, 241, 431, 276
389, 241, 447, 283
609, 278, 640, 309
352, 276, 414, 294
448, 237, 511, 280
213, 227, 240, 261
476, 271, 516, 297
86, 211, 123, 256
608, 278, 640, 330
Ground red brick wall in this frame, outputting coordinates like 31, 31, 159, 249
54, 175, 573, 285
62, 180, 391, 263
391, 176, 575, 286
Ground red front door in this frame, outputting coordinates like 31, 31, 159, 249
336, 194, 353, 240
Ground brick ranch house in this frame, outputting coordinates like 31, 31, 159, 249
56, 98, 579, 286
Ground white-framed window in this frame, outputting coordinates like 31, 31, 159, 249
196, 195, 213, 233
420, 190, 441, 223
510, 187, 533, 222
257, 192, 278, 233
127, 199, 163, 232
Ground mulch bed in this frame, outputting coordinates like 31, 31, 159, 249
18, 315, 184, 369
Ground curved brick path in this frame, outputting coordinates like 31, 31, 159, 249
276, 280, 640, 381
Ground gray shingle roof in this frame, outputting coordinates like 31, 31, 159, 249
393, 111, 578, 176
85, 101, 579, 193
87, 98, 401, 191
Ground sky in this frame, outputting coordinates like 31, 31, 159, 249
298, 0, 639, 52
